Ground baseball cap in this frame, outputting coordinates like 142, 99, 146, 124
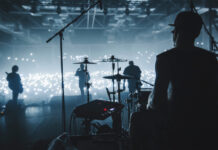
169, 11, 203, 32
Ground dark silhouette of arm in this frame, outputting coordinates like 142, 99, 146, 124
147, 55, 170, 110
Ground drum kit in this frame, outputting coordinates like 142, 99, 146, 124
73, 55, 153, 134
73, 55, 132, 104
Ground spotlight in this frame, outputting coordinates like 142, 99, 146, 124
56, 5, 61, 14
125, 6, 129, 15
103, 8, 108, 15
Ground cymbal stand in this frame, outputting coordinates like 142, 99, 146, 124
117, 76, 121, 104
84, 62, 91, 104
84, 61, 92, 135
126, 93, 133, 124
112, 62, 116, 102
112, 73, 122, 134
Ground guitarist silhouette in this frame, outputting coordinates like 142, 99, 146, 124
6, 65, 23, 104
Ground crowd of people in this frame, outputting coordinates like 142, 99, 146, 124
0, 68, 154, 102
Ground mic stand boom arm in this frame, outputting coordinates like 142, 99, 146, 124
46, 0, 101, 43
46, 1, 101, 132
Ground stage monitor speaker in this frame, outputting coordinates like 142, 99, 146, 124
74, 100, 124, 120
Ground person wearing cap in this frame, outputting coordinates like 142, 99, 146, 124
6, 65, 23, 104
147, 11, 217, 150
75, 64, 90, 100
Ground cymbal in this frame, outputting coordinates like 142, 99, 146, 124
103, 74, 134, 80
100, 55, 127, 62
73, 58, 97, 64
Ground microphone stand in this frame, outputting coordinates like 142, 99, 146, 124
46, 1, 101, 132
84, 61, 91, 104
112, 62, 116, 102
141, 80, 154, 87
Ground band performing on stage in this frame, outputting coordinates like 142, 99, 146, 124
0, 1, 217, 150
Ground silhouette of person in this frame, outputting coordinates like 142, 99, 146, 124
6, 65, 23, 104
75, 64, 90, 99
130, 91, 164, 150
123, 61, 142, 93
147, 11, 217, 150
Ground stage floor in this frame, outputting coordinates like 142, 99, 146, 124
0, 104, 65, 150
0, 97, 130, 150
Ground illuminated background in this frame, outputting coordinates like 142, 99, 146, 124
0, 0, 217, 103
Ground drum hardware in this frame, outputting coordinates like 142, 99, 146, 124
103, 73, 133, 104
73, 99, 124, 135
73, 57, 97, 65
126, 91, 138, 123
140, 80, 154, 87
126, 98, 132, 124
100, 55, 127, 63
103, 72, 133, 134
71, 55, 154, 135
91, 122, 113, 134
100, 55, 127, 102
106, 88, 116, 102
125, 85, 153, 124
103, 74, 134, 80
101, 56, 128, 133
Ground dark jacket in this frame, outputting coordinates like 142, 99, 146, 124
7, 72, 23, 93
148, 47, 217, 128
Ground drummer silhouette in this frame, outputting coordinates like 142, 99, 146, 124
123, 61, 142, 93
75, 64, 90, 99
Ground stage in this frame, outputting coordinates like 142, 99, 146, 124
0, 93, 133, 150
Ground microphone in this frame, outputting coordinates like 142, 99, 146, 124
98, 0, 103, 10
